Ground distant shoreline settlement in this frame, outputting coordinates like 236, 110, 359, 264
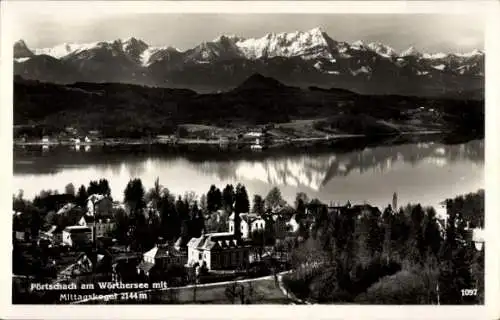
13, 123, 446, 152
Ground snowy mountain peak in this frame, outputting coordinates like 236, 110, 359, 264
422, 52, 448, 60
120, 37, 149, 57
367, 42, 398, 58
236, 27, 334, 60
212, 34, 245, 43
309, 27, 324, 33
351, 40, 367, 50
400, 46, 421, 57
456, 49, 484, 58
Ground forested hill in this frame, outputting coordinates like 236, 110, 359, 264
14, 75, 484, 138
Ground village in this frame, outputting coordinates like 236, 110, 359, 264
13, 121, 370, 153
12, 179, 390, 303
12, 178, 485, 304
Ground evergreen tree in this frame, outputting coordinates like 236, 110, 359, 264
438, 199, 473, 304
190, 201, 205, 238
234, 183, 250, 214
222, 184, 235, 213
295, 192, 309, 220
87, 180, 100, 196
207, 185, 222, 213
98, 178, 112, 197
75, 185, 88, 208
145, 177, 163, 206
265, 187, 284, 210
423, 207, 442, 258
381, 205, 393, 262
176, 195, 189, 221
113, 207, 130, 243
124, 178, 146, 216
408, 204, 426, 264
158, 189, 179, 240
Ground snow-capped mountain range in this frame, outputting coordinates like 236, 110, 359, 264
13, 27, 485, 97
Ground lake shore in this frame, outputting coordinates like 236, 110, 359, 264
13, 130, 447, 148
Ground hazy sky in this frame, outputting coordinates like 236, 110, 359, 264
8, 8, 485, 53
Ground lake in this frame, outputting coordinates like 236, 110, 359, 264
13, 136, 484, 214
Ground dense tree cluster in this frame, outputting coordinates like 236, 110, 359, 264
284, 190, 485, 304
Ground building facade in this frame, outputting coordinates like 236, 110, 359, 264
62, 226, 93, 247
137, 244, 188, 277
187, 232, 252, 270
86, 194, 113, 217
228, 213, 266, 239
187, 210, 253, 271
78, 215, 115, 239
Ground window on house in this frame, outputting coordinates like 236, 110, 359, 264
199, 252, 202, 260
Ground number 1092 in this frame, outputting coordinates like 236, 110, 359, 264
461, 289, 478, 296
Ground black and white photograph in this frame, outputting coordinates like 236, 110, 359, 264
1, 0, 498, 316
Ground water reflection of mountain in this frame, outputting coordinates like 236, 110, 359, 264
14, 136, 483, 191
197, 139, 484, 191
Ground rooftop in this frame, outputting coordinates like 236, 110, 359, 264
64, 226, 92, 232
187, 232, 251, 251
56, 203, 77, 215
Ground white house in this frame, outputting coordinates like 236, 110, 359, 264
187, 211, 254, 270
62, 226, 92, 247
472, 228, 485, 251
187, 232, 251, 270
286, 215, 300, 233
228, 213, 266, 239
